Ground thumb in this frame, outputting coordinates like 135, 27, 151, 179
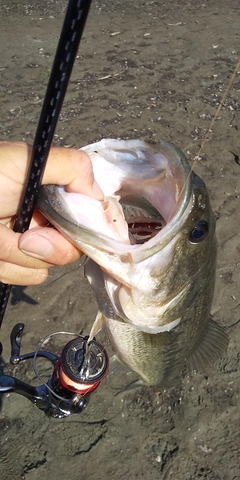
42, 147, 104, 199
19, 226, 81, 265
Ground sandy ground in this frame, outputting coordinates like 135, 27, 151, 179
0, 1, 240, 479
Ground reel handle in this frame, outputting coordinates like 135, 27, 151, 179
10, 323, 24, 361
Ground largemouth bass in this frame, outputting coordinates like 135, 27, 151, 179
37, 139, 228, 386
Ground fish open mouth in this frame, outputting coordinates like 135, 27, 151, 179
122, 202, 165, 244
127, 218, 164, 244
37, 139, 193, 253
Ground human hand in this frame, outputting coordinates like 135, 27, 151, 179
0, 141, 103, 286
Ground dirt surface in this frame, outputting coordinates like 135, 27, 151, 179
0, 1, 240, 479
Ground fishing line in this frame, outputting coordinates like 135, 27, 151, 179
163, 58, 240, 224
175, 58, 240, 217
194, 59, 240, 165
0, 0, 93, 348
33, 331, 81, 404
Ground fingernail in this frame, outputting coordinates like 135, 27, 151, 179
19, 232, 53, 259
93, 180, 104, 201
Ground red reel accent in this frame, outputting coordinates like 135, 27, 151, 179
55, 358, 102, 395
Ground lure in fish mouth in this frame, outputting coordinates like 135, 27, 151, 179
37, 139, 228, 387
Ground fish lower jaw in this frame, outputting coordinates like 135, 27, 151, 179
125, 317, 181, 334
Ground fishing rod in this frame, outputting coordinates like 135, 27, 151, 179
0, 0, 109, 417
0, 0, 92, 329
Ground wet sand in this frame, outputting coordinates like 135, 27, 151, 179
0, 1, 240, 479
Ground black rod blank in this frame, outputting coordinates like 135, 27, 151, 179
0, 0, 92, 332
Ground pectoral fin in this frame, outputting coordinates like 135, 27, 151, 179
187, 318, 229, 372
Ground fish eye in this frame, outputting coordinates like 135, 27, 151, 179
193, 174, 205, 187
189, 221, 209, 244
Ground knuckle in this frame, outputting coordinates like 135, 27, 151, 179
0, 261, 48, 286
0, 237, 14, 263
0, 261, 13, 284
30, 268, 49, 285
58, 246, 80, 265
72, 149, 92, 175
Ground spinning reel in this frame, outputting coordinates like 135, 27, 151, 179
0, 323, 109, 418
